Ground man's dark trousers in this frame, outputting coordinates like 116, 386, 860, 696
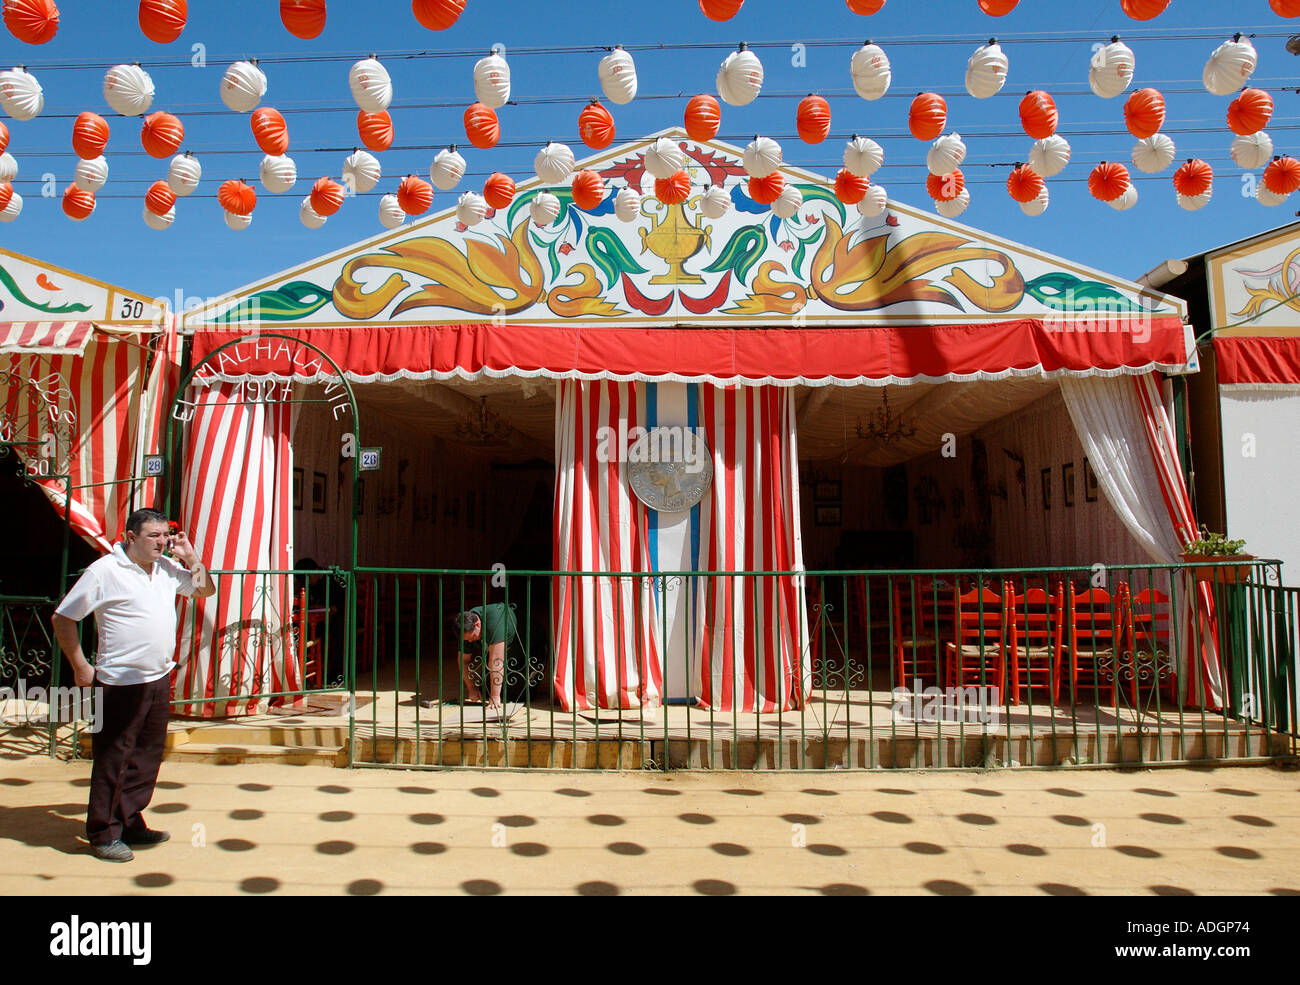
87, 676, 171, 845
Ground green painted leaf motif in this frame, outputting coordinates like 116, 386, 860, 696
531, 230, 560, 282
794, 184, 846, 225
1024, 272, 1144, 313
507, 186, 575, 233
0, 264, 93, 315
211, 281, 332, 323
586, 227, 648, 290
791, 225, 825, 281
703, 225, 767, 285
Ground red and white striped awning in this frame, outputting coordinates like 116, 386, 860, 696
0, 321, 96, 356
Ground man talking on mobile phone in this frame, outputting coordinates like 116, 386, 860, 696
51, 508, 216, 862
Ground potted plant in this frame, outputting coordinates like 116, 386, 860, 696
1179, 526, 1255, 584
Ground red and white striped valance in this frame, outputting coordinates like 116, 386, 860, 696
0, 321, 96, 356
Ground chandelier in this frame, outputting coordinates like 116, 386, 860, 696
454, 395, 513, 445
855, 388, 917, 444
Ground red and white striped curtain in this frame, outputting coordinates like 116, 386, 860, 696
174, 380, 298, 717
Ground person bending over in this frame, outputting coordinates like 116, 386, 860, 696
456, 603, 516, 711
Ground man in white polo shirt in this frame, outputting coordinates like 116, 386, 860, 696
52, 508, 216, 862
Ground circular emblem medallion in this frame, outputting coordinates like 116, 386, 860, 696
628, 427, 713, 513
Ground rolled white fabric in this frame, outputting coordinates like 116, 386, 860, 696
742, 136, 782, 178
1019, 185, 1049, 216
856, 184, 888, 217
935, 187, 970, 218
143, 204, 175, 230
717, 47, 763, 107
1028, 134, 1071, 178
1230, 131, 1273, 171
0, 68, 43, 121
965, 42, 1008, 99
1203, 36, 1257, 97
0, 151, 16, 182
343, 149, 381, 193
534, 143, 575, 185
456, 190, 488, 226
378, 193, 406, 229
349, 57, 393, 113
1131, 133, 1175, 173
598, 47, 637, 105
0, 189, 22, 221
430, 146, 467, 190
772, 183, 803, 219
843, 135, 884, 177
74, 156, 108, 192
1108, 183, 1139, 211
167, 153, 201, 196
530, 190, 561, 226
472, 52, 510, 110
103, 64, 155, 117
1088, 39, 1134, 99
849, 42, 891, 101
645, 136, 687, 180
299, 197, 326, 229
259, 154, 297, 193
224, 210, 252, 231
699, 184, 732, 219
927, 133, 966, 176
220, 61, 267, 113
614, 186, 641, 222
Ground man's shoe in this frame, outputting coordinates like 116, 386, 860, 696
123, 828, 170, 846
92, 840, 134, 862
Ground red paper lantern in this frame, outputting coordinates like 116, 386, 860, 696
908, 92, 947, 142
1123, 88, 1166, 139
699, 0, 744, 20
1264, 156, 1300, 194
1228, 88, 1273, 136
833, 168, 869, 204
926, 169, 965, 202
578, 100, 615, 150
62, 184, 94, 219
397, 174, 433, 215
1271, 0, 1300, 14
483, 172, 515, 209
0, 120, 8, 154
139, 0, 185, 43
251, 107, 289, 156
1088, 161, 1130, 202
140, 112, 184, 158
1019, 90, 1058, 139
1121, 0, 1169, 18
4, 0, 59, 44
570, 169, 605, 210
846, 0, 886, 13
218, 179, 257, 216
357, 110, 393, 152
1172, 159, 1213, 198
796, 94, 832, 144
1005, 164, 1045, 203
684, 94, 721, 142
978, 0, 1018, 13
463, 102, 499, 149
309, 176, 345, 216
412, 0, 464, 30
0, 182, 12, 211
72, 112, 110, 160
656, 169, 691, 205
747, 172, 784, 205
280, 0, 326, 38
144, 179, 176, 216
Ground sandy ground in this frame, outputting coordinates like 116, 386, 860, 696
1, 741, 1297, 895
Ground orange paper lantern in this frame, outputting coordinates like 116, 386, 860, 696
280, 0, 326, 38
357, 110, 393, 152
140, 112, 184, 158
0, 120, 8, 154
251, 107, 289, 156
1173, 158, 1213, 197
747, 172, 784, 204
978, 0, 1018, 13
571, 169, 605, 210
1120, 0, 1169, 18
833, 168, 869, 204
1088, 161, 1130, 202
908, 92, 947, 141
463, 102, 499, 149
1227, 88, 1273, 136
655, 169, 691, 204
578, 100, 615, 150
1123, 88, 1166, 139
397, 174, 433, 215
846, 0, 885, 12
796, 94, 832, 144
412, 0, 464, 30
309, 176, 345, 216
218, 179, 257, 216
4, 0, 59, 44
483, 172, 515, 209
684, 94, 721, 142
1263, 156, 1300, 194
926, 169, 965, 202
1006, 164, 1045, 203
1019, 90, 1058, 139
139, 0, 185, 43
61, 184, 94, 219
1271, 0, 1300, 14
72, 112, 110, 160
699, 0, 744, 20
144, 179, 176, 216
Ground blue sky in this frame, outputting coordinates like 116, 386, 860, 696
0, 0, 1296, 304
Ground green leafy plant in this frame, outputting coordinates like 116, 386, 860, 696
1182, 525, 1248, 557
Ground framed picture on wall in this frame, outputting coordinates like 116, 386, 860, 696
815, 505, 841, 526
312, 472, 326, 514
1062, 462, 1075, 508
1040, 467, 1052, 511
1084, 458, 1098, 503
814, 480, 841, 502
293, 468, 303, 511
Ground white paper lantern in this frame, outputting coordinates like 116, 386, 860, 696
224, 210, 252, 230
299, 197, 326, 229
220, 61, 267, 113
598, 46, 637, 106
0, 68, 43, 121
0, 151, 16, 183
74, 156, 108, 192
143, 204, 175, 230
645, 136, 686, 180
614, 186, 641, 222
1256, 184, 1289, 207
927, 133, 967, 177
103, 64, 155, 117
1019, 185, 1049, 217
348, 57, 392, 114
378, 192, 405, 229
935, 187, 970, 218
717, 46, 763, 107
772, 183, 803, 219
258, 154, 297, 194
965, 42, 1008, 99
0, 189, 22, 222
1028, 134, 1071, 178
530, 190, 561, 227
167, 153, 201, 196
430, 146, 466, 190
843, 136, 884, 177
1230, 131, 1273, 171
1204, 37, 1257, 97
342, 149, 381, 193
742, 136, 782, 178
1108, 183, 1138, 211
1131, 133, 1176, 173
456, 190, 488, 227
700, 184, 731, 219
472, 52, 510, 110
1088, 40, 1134, 99
856, 184, 888, 217
1176, 189, 1212, 211
849, 43, 891, 101
534, 143, 575, 185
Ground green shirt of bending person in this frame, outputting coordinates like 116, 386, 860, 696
457, 604, 517, 711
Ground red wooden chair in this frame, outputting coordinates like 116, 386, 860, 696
291, 586, 328, 689
1007, 583, 1065, 705
1066, 584, 1119, 704
1120, 584, 1176, 704
945, 582, 1011, 698
891, 576, 945, 689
